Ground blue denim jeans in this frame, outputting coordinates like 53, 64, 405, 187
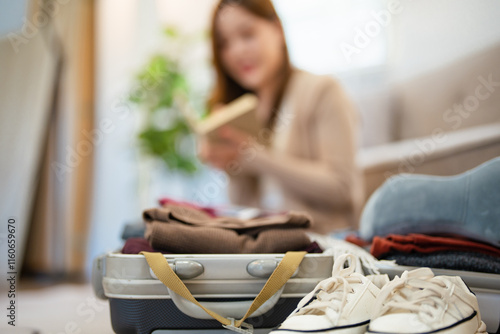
359, 157, 500, 247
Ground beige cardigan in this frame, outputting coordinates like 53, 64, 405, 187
227, 68, 364, 234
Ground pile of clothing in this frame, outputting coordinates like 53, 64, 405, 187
355, 157, 500, 274
371, 233, 500, 274
347, 232, 500, 274
122, 199, 323, 255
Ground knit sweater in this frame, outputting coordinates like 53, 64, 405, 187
227, 68, 364, 234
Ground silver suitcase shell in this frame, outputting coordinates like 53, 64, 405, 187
94, 252, 334, 333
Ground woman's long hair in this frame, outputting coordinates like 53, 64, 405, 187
208, 0, 292, 130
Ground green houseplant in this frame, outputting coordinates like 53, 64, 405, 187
128, 27, 206, 174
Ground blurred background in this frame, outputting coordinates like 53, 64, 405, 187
0, 0, 500, 332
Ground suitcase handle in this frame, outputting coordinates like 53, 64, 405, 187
141, 251, 306, 332
167, 285, 285, 319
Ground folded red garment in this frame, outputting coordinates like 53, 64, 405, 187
121, 237, 170, 254
371, 233, 500, 259
158, 197, 217, 217
345, 234, 371, 248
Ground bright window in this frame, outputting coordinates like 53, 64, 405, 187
273, 0, 389, 74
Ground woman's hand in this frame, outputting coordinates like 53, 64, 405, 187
198, 126, 251, 170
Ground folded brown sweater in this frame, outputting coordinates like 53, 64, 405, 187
143, 204, 313, 254
144, 205, 311, 230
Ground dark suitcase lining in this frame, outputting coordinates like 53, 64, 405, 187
109, 297, 301, 334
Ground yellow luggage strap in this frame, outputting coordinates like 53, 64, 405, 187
140, 251, 306, 331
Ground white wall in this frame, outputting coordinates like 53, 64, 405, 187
0, 0, 28, 37
343, 0, 500, 146
390, 0, 500, 81
87, 0, 159, 271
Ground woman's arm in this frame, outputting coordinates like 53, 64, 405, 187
241, 79, 360, 209
198, 126, 261, 207
226, 172, 261, 207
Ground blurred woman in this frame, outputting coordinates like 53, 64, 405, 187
198, 0, 364, 234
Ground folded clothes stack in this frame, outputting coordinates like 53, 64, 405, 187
370, 233, 500, 274
356, 157, 500, 274
345, 232, 500, 274
122, 201, 323, 254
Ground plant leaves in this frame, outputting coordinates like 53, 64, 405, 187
127, 27, 204, 174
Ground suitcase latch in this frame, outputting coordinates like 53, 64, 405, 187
149, 260, 204, 280
247, 259, 299, 278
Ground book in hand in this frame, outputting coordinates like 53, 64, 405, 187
194, 94, 260, 140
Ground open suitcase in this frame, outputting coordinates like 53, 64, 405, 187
92, 251, 335, 334
93, 250, 500, 334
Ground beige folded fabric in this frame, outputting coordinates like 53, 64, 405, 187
143, 204, 311, 231
147, 221, 311, 253
143, 204, 313, 253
